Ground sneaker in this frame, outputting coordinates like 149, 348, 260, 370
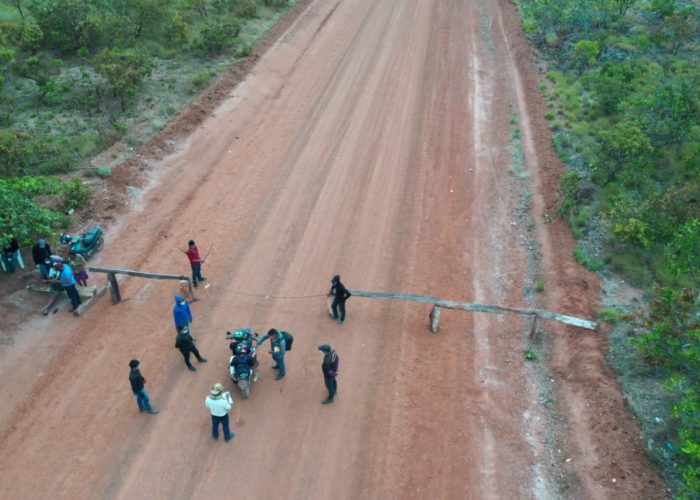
275, 374, 285, 381
193, 282, 199, 288
147, 409, 160, 414
200, 277, 207, 282
198, 358, 208, 363
187, 365, 197, 372
212, 435, 219, 440
225, 433, 235, 442
139, 408, 146, 413
253, 372, 260, 382
271, 365, 279, 370
321, 398, 334, 405
338, 319, 344, 325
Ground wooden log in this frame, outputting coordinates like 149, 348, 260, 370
74, 286, 106, 317
349, 289, 597, 331
89, 267, 189, 281
107, 273, 121, 304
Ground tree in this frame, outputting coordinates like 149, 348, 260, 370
20, 55, 63, 101
93, 48, 152, 111
635, 78, 700, 147
663, 8, 697, 55
27, 0, 95, 52
597, 121, 654, 182
195, 20, 241, 55
613, 0, 636, 16
571, 39, 599, 75
665, 219, 700, 278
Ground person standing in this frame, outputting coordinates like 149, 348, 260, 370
173, 294, 193, 331
68, 251, 89, 287
175, 326, 207, 371
256, 328, 287, 381
329, 275, 352, 325
32, 239, 52, 280
205, 383, 234, 442
53, 262, 82, 312
318, 344, 339, 404
129, 359, 159, 414
183, 240, 207, 288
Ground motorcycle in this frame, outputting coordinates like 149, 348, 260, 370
60, 226, 104, 258
226, 328, 260, 398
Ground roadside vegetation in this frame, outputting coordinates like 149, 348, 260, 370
513, 0, 699, 496
0, 0, 291, 248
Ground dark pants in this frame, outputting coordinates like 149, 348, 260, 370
191, 263, 203, 285
324, 375, 337, 400
38, 262, 50, 280
332, 299, 346, 321
64, 284, 82, 309
211, 414, 233, 440
180, 346, 204, 367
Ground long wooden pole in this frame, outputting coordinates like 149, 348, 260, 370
349, 289, 598, 331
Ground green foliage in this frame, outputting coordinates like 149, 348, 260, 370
92, 166, 112, 178
572, 39, 599, 75
598, 307, 620, 323
186, 69, 216, 94
59, 176, 89, 211
534, 279, 545, 292
93, 48, 152, 111
27, 0, 96, 52
524, 347, 539, 361
263, 0, 288, 7
596, 121, 654, 183
665, 219, 700, 279
195, 19, 241, 54
0, 181, 62, 247
573, 244, 603, 271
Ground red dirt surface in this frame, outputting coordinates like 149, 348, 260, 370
0, 1, 666, 499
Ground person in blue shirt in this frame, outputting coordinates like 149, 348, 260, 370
53, 262, 82, 312
173, 295, 193, 332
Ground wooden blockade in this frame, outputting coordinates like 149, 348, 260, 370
350, 289, 598, 333
89, 267, 196, 304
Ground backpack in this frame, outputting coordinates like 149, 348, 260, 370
281, 331, 293, 351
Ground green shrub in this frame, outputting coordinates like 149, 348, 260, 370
534, 279, 545, 292
236, 0, 257, 19
195, 19, 242, 55
524, 348, 539, 361
93, 166, 112, 178
598, 308, 620, 323
60, 177, 90, 211
186, 70, 216, 94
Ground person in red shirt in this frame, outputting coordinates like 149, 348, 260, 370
184, 240, 207, 288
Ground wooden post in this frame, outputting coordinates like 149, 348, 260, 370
529, 315, 540, 340
429, 305, 440, 333
107, 273, 121, 304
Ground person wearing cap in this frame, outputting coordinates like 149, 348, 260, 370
205, 383, 234, 442
328, 275, 351, 325
1, 239, 20, 273
175, 326, 207, 371
32, 239, 52, 280
256, 328, 287, 381
173, 294, 193, 331
54, 262, 82, 312
182, 240, 207, 288
128, 360, 159, 414
318, 344, 340, 404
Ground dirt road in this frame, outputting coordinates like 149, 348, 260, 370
0, 1, 665, 498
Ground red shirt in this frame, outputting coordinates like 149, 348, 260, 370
185, 246, 201, 264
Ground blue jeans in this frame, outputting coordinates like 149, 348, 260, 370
274, 355, 286, 376
2, 253, 17, 273
211, 414, 233, 440
133, 387, 153, 412
38, 262, 50, 280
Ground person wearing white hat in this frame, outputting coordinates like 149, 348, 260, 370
205, 383, 234, 442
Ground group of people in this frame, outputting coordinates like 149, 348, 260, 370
128, 249, 351, 442
1, 236, 90, 314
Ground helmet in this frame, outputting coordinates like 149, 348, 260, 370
233, 328, 251, 340
59, 233, 71, 245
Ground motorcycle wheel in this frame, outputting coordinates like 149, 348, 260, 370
95, 235, 104, 252
239, 379, 250, 399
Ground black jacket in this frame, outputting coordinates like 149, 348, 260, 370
175, 332, 195, 352
32, 244, 51, 265
330, 281, 351, 303
129, 368, 145, 392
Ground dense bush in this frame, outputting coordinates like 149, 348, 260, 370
515, 0, 700, 495
195, 19, 242, 54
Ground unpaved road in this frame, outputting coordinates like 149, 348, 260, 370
0, 1, 665, 499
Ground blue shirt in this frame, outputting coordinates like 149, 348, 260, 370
59, 265, 76, 287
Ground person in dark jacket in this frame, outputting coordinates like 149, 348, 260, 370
173, 295, 193, 331
128, 359, 159, 414
2, 239, 20, 273
230, 345, 256, 382
256, 328, 287, 380
32, 239, 52, 280
318, 344, 339, 404
175, 326, 207, 371
328, 275, 352, 324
